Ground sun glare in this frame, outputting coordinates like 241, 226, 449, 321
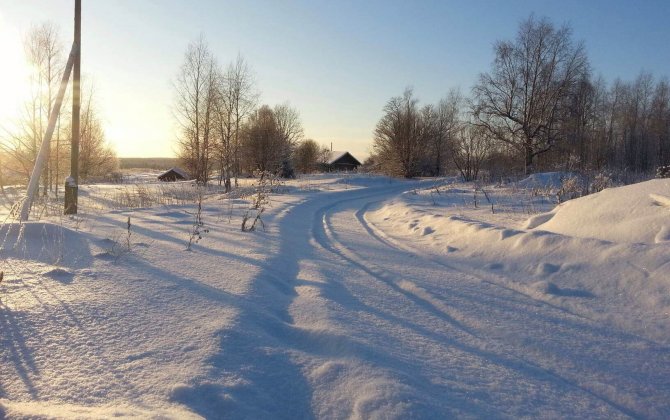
0, 12, 32, 123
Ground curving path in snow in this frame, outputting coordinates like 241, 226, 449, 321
1, 180, 668, 418
179, 182, 669, 418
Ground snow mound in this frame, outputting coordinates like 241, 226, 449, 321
528, 179, 670, 244
0, 222, 91, 266
369, 182, 670, 343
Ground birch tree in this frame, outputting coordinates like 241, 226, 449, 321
473, 16, 588, 174
174, 37, 218, 183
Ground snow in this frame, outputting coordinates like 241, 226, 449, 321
1, 173, 669, 418
527, 178, 670, 243
326, 151, 349, 165
516, 171, 576, 189
158, 167, 190, 180
368, 178, 670, 343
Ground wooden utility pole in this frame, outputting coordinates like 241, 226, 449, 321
65, 0, 81, 215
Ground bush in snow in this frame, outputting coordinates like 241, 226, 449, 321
557, 175, 583, 203
107, 216, 135, 261
656, 165, 670, 179
589, 172, 613, 193
186, 185, 209, 250
241, 171, 280, 232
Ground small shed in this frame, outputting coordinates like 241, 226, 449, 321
326, 151, 361, 172
158, 167, 189, 182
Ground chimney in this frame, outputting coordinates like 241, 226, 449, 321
330, 142, 333, 151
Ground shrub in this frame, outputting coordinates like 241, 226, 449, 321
589, 172, 612, 193
557, 175, 583, 203
241, 171, 280, 232
656, 165, 670, 179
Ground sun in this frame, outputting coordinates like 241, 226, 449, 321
0, 12, 32, 123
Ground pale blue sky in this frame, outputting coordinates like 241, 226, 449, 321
1, 0, 669, 158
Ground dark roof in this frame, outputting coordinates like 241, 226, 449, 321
158, 167, 189, 180
326, 151, 361, 166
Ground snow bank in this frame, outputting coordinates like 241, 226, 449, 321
369, 180, 670, 343
527, 178, 670, 244
0, 222, 92, 266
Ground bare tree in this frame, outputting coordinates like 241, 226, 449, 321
473, 15, 588, 174
373, 88, 424, 177
274, 103, 303, 177
319, 145, 331, 165
242, 105, 281, 173
429, 90, 462, 175
274, 103, 304, 149
76, 83, 118, 180
241, 104, 303, 177
294, 139, 320, 173
225, 55, 257, 187
452, 124, 491, 181
26, 23, 65, 193
174, 36, 218, 184
0, 23, 66, 190
212, 69, 234, 191
211, 55, 257, 191
650, 78, 670, 168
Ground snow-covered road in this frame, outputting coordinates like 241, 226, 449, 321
181, 182, 669, 418
1, 179, 669, 418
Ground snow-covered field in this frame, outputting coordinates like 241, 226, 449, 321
1, 174, 668, 418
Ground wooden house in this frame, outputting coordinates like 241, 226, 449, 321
326, 151, 361, 172
158, 167, 189, 182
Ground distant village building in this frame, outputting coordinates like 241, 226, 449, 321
158, 167, 189, 182
325, 151, 361, 172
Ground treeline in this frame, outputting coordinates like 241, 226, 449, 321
119, 157, 178, 170
0, 22, 118, 192
371, 16, 670, 179
174, 37, 331, 189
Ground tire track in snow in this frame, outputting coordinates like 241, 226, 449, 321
173, 182, 430, 419
311, 189, 647, 419
357, 199, 601, 324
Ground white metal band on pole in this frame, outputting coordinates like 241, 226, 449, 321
19, 45, 76, 221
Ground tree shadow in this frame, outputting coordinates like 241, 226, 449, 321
0, 302, 39, 399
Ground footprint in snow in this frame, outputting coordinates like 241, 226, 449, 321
535, 262, 561, 276
487, 262, 504, 270
43, 267, 75, 283
532, 281, 594, 298
421, 226, 435, 235
654, 226, 670, 244
94, 251, 116, 261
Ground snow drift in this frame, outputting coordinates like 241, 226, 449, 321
525, 178, 670, 244
369, 178, 670, 343
0, 222, 92, 267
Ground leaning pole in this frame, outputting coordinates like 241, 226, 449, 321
18, 49, 75, 221
19, 0, 81, 221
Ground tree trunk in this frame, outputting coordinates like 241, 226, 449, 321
525, 144, 534, 175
